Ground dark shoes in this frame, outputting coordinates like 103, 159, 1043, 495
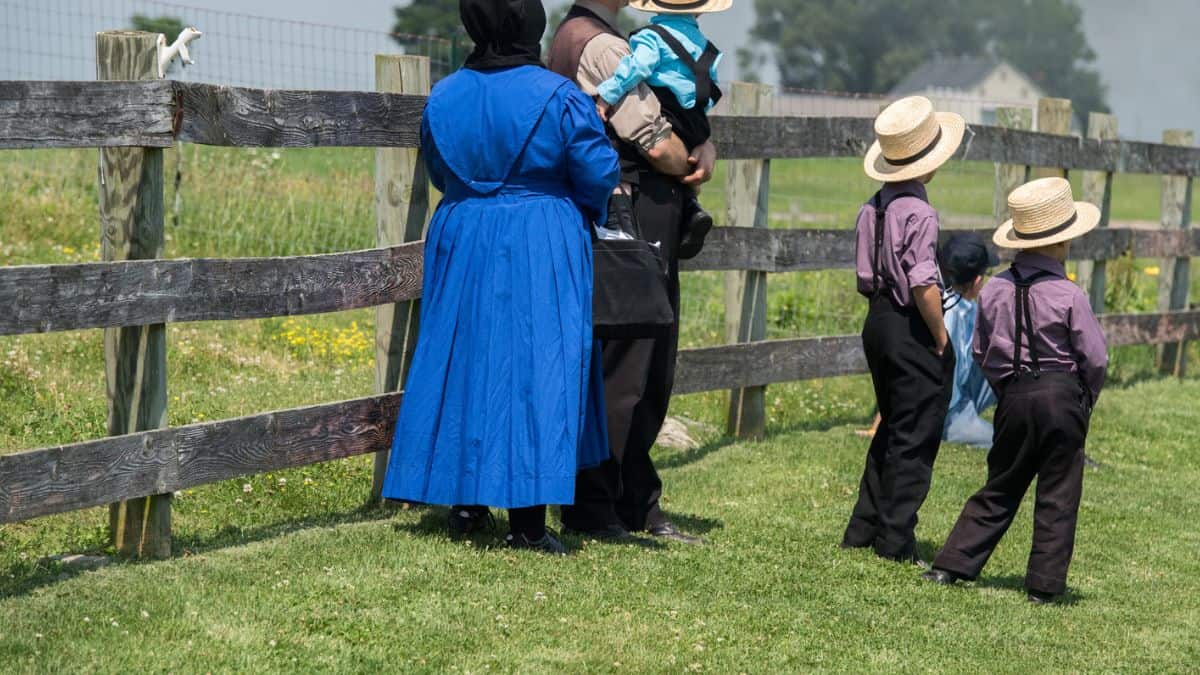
647, 521, 705, 545
677, 195, 713, 260
505, 531, 568, 556
563, 523, 636, 542
877, 550, 928, 568
921, 568, 963, 586
447, 506, 495, 537
1027, 589, 1060, 605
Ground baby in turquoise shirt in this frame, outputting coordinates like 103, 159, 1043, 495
598, 0, 731, 260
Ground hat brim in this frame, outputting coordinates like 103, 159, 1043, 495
863, 112, 966, 183
629, 0, 733, 14
993, 202, 1102, 250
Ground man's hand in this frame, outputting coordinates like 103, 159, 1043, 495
681, 140, 717, 186
596, 99, 612, 122
912, 284, 949, 356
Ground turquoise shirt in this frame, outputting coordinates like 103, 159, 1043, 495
596, 14, 722, 112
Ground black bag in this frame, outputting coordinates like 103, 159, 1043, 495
592, 192, 674, 340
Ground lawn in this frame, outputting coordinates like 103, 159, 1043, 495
1, 145, 1198, 671
1, 376, 1198, 672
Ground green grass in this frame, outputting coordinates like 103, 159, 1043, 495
2, 146, 1199, 671
2, 377, 1199, 672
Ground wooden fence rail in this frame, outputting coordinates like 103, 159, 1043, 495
5, 79, 1200, 174
1, 41, 1196, 554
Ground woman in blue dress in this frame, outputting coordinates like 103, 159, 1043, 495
381, 0, 620, 554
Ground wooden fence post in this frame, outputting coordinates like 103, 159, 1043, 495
724, 82, 773, 440
1076, 113, 1118, 311
1034, 98, 1073, 180
98, 31, 170, 559
371, 55, 432, 502
1157, 129, 1195, 376
992, 107, 1033, 225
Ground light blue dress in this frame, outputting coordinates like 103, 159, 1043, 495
596, 14, 722, 111
381, 65, 620, 508
943, 298, 997, 447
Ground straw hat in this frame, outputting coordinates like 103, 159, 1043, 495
864, 96, 965, 183
994, 177, 1101, 249
629, 0, 733, 14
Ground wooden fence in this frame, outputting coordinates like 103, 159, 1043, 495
1, 33, 1197, 558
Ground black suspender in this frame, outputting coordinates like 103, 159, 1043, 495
869, 190, 922, 295
633, 25, 724, 108
1009, 266, 1055, 380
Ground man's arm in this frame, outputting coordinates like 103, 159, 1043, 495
577, 34, 690, 176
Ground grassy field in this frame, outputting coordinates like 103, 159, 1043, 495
1, 146, 1198, 671
1, 377, 1198, 672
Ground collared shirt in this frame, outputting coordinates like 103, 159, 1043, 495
854, 180, 942, 307
973, 252, 1108, 405
571, 1, 674, 153
596, 14, 722, 112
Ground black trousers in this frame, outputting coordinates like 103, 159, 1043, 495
562, 170, 684, 532
843, 295, 954, 559
933, 373, 1090, 595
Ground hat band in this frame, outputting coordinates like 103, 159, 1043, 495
885, 128, 943, 166
1014, 211, 1078, 240
647, 0, 712, 8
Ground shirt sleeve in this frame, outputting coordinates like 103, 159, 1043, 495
1069, 290, 1109, 406
419, 114, 447, 194
577, 34, 674, 153
596, 33, 662, 106
902, 214, 941, 290
972, 295, 991, 369
560, 87, 621, 225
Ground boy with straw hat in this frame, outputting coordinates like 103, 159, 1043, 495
923, 177, 1108, 604
842, 95, 966, 565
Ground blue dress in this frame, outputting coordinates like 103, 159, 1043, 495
381, 65, 620, 509
943, 298, 998, 447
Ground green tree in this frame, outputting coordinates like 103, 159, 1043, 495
392, 0, 468, 80
743, 0, 1108, 118
131, 13, 185, 44
131, 14, 186, 74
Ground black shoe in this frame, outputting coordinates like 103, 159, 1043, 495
877, 550, 928, 568
647, 521, 705, 545
921, 568, 962, 585
448, 506, 494, 537
505, 531, 568, 556
677, 197, 713, 260
563, 523, 635, 542
1027, 589, 1059, 605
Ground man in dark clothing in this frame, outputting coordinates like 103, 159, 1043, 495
548, 0, 716, 543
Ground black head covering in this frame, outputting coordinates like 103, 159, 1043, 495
460, 0, 547, 71
939, 232, 1000, 286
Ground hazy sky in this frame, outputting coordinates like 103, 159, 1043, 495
1, 0, 1194, 140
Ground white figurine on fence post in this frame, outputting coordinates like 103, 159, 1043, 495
157, 27, 203, 78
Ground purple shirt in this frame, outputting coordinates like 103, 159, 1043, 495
854, 180, 942, 307
973, 252, 1108, 405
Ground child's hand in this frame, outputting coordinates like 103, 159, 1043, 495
596, 99, 612, 122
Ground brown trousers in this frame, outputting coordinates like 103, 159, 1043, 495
933, 372, 1090, 595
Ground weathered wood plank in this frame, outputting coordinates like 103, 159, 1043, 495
723, 83, 773, 440
0, 394, 404, 524
5, 79, 1200, 175
708, 116, 1200, 175
1157, 129, 1196, 375
674, 310, 1200, 394
0, 80, 175, 149
993, 107, 1034, 226
372, 55, 432, 502
683, 227, 1200, 274
1077, 113, 1119, 312
98, 30, 171, 559
0, 243, 424, 335
1034, 98, 1073, 180
174, 82, 426, 148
